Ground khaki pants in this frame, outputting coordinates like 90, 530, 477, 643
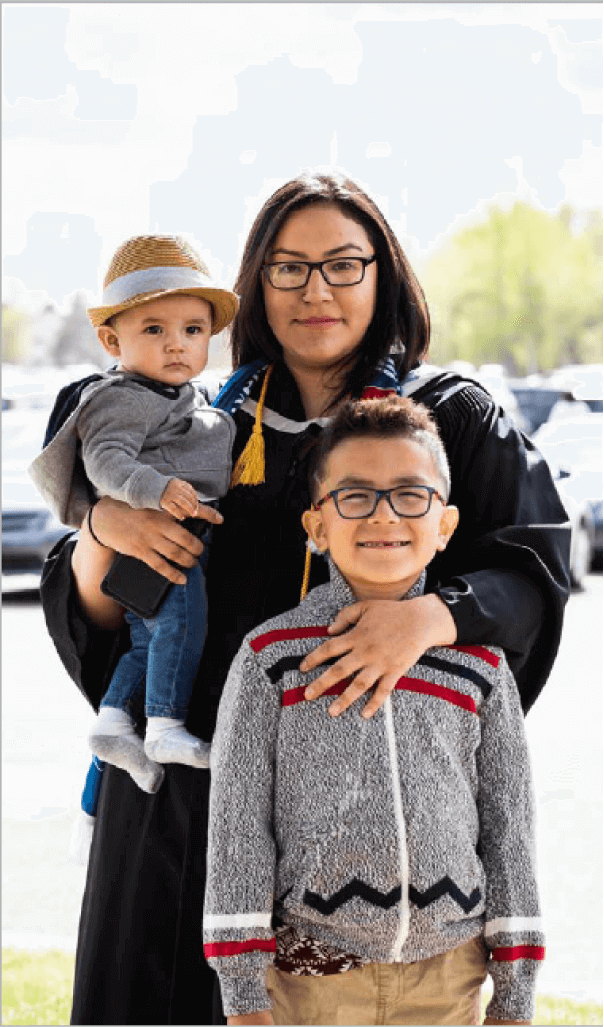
266, 936, 488, 1026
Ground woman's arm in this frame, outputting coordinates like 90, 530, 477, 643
301, 379, 571, 715
429, 381, 571, 709
39, 496, 224, 710
72, 505, 124, 629
72, 497, 222, 629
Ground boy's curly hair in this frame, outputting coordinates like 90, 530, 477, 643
310, 396, 451, 502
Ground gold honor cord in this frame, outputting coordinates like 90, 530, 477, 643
230, 364, 274, 487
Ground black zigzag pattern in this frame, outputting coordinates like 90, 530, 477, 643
303, 877, 481, 916
409, 878, 482, 913
304, 880, 402, 915
418, 655, 492, 699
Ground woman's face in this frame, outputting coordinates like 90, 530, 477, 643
262, 203, 377, 379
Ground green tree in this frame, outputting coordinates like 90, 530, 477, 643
1, 305, 31, 363
421, 203, 602, 374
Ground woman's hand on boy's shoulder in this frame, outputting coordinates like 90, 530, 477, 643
227, 1011, 274, 1025
300, 594, 456, 718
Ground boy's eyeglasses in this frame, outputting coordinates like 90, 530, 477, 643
262, 255, 376, 290
314, 485, 446, 520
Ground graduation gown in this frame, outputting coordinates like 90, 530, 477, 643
40, 361, 570, 1025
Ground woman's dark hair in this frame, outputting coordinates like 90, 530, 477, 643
229, 171, 430, 407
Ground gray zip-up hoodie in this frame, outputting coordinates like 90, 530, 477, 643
203, 562, 544, 1021
28, 370, 235, 527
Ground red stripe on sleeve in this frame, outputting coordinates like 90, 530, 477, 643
282, 679, 351, 708
451, 645, 500, 668
251, 627, 330, 653
491, 945, 546, 962
281, 685, 308, 707
394, 677, 478, 714
204, 938, 277, 958
282, 676, 476, 712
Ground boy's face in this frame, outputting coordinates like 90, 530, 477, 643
96, 294, 213, 385
303, 436, 459, 601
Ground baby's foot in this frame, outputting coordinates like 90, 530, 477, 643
89, 727, 165, 794
144, 725, 211, 769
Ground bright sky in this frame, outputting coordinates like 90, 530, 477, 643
2, 2, 602, 309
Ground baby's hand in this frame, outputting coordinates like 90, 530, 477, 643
160, 478, 200, 520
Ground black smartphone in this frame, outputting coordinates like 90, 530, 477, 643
100, 516, 211, 619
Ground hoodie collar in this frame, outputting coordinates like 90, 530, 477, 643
108, 367, 185, 400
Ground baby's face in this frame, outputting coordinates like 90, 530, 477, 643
99, 294, 213, 386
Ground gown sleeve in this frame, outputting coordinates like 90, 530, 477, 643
424, 379, 571, 713
40, 532, 129, 712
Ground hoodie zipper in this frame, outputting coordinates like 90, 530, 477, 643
383, 695, 410, 960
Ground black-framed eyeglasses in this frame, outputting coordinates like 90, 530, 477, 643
314, 485, 446, 520
262, 255, 376, 290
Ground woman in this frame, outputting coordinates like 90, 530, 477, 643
41, 172, 570, 1026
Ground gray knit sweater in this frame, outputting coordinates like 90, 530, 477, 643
28, 370, 235, 527
203, 562, 544, 1021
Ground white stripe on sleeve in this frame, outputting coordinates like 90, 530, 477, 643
204, 912, 273, 931
485, 916, 543, 936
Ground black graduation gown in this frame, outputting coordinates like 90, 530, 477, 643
40, 363, 570, 1025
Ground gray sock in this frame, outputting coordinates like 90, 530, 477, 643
144, 719, 211, 769
89, 724, 165, 794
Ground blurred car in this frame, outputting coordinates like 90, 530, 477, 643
473, 366, 529, 433
2, 363, 104, 412
546, 364, 603, 414
508, 382, 589, 436
570, 470, 603, 571
2, 407, 71, 593
533, 414, 603, 585
555, 475, 600, 587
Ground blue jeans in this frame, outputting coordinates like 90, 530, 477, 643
100, 558, 207, 720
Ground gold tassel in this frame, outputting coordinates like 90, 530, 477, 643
230, 364, 274, 487
300, 544, 312, 602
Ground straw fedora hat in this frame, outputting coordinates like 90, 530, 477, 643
87, 235, 239, 335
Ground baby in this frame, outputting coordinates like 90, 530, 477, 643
30, 235, 238, 793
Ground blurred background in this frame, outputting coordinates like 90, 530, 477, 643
2, 2, 602, 1020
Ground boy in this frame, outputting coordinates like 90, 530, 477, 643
29, 235, 238, 792
203, 396, 544, 1026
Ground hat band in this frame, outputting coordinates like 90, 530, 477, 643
102, 266, 216, 306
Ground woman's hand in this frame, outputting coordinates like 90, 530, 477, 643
91, 496, 222, 585
72, 496, 223, 629
300, 594, 457, 718
227, 1012, 274, 1025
